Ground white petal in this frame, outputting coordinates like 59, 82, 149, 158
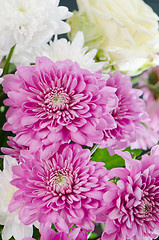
2, 225, 12, 240
3, 155, 17, 172
12, 223, 33, 240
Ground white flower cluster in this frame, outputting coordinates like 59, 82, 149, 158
0, 156, 33, 240
12, 31, 106, 72
0, 0, 72, 61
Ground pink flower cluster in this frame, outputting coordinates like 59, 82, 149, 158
2, 56, 118, 147
98, 146, 159, 240
1, 56, 152, 239
2, 57, 148, 151
9, 144, 108, 232
131, 66, 159, 150
102, 71, 149, 153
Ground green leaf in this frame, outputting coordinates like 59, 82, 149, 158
0, 103, 14, 157
109, 176, 120, 184
124, 147, 142, 158
131, 76, 144, 85
8, 63, 16, 74
0, 225, 3, 240
0, 158, 3, 171
91, 148, 125, 170
2, 45, 16, 77
32, 225, 40, 240
88, 232, 98, 239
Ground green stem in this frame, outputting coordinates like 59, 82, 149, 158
131, 76, 146, 86
100, 222, 105, 232
136, 149, 151, 160
1, 44, 16, 77
90, 144, 99, 155
131, 76, 140, 85
135, 84, 149, 89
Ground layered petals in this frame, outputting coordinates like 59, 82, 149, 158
9, 144, 108, 232
101, 71, 149, 153
100, 145, 159, 240
2, 57, 118, 147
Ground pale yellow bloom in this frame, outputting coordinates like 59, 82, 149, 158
76, 0, 159, 75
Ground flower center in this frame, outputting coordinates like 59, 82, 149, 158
47, 168, 73, 195
19, 8, 25, 12
44, 87, 70, 112
134, 197, 155, 222
144, 203, 151, 213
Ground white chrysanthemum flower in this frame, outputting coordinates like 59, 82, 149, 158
12, 31, 106, 73
0, 0, 72, 49
0, 156, 33, 240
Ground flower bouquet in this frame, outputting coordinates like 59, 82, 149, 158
1, 0, 159, 239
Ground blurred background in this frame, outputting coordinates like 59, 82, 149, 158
60, 0, 159, 15
144, 0, 159, 14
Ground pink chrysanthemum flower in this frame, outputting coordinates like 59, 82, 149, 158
131, 66, 159, 150
1, 136, 59, 164
2, 56, 118, 147
98, 145, 159, 240
9, 143, 108, 232
101, 71, 148, 152
1, 136, 29, 164
130, 104, 159, 150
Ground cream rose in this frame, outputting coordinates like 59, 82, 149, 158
76, 0, 159, 75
